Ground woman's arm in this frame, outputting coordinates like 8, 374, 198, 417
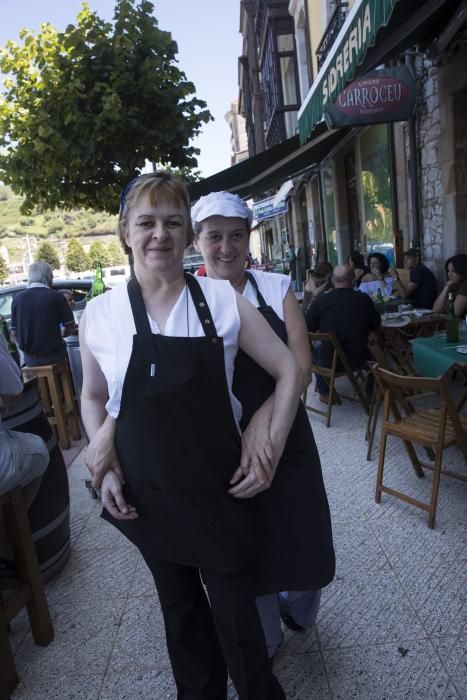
432, 283, 451, 313
229, 293, 302, 498
80, 311, 137, 519
283, 289, 312, 388
238, 289, 312, 490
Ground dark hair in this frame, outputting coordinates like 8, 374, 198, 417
313, 261, 333, 279
348, 250, 365, 269
445, 253, 467, 279
367, 252, 389, 274
118, 171, 193, 254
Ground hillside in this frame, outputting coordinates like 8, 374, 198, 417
0, 185, 118, 263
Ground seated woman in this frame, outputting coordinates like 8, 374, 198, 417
348, 251, 368, 288
432, 253, 467, 317
302, 261, 333, 315
359, 252, 394, 298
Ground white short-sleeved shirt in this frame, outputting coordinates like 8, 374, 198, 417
359, 278, 393, 298
84, 276, 242, 424
242, 270, 291, 319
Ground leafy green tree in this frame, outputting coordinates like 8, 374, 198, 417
88, 240, 112, 267
35, 241, 60, 269
66, 238, 90, 272
0, 0, 212, 214
0, 254, 8, 283
107, 239, 126, 265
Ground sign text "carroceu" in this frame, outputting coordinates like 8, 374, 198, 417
338, 79, 403, 109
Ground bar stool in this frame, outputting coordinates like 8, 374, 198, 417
23, 360, 81, 450
0, 487, 54, 696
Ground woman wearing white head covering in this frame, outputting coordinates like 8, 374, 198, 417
191, 192, 335, 657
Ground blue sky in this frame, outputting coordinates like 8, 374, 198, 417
0, 0, 242, 177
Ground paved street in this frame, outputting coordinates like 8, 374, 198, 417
9, 379, 466, 699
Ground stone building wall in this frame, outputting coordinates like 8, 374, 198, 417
414, 53, 444, 278
414, 43, 467, 280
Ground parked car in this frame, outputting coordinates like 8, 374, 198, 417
183, 252, 204, 273
0, 278, 106, 326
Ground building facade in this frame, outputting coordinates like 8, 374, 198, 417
235, 0, 466, 283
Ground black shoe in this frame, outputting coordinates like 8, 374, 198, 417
279, 600, 305, 632
0, 557, 16, 578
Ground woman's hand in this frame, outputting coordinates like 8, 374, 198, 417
85, 416, 123, 489
101, 470, 138, 520
231, 400, 275, 487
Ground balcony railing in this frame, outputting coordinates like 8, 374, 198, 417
316, 2, 349, 71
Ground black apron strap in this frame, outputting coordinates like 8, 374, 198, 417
127, 273, 218, 340
127, 276, 152, 336
184, 273, 218, 340
244, 271, 268, 309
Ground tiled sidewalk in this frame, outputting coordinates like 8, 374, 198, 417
9, 381, 466, 699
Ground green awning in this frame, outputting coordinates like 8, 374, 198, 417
188, 122, 348, 202
298, 0, 463, 143
298, 0, 399, 143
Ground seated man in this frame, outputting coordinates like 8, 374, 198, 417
306, 264, 381, 402
11, 261, 77, 366
393, 248, 437, 308
0, 335, 49, 562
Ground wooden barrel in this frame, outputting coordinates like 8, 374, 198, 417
3, 377, 70, 581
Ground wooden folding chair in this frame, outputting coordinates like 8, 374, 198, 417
0, 487, 54, 696
374, 366, 467, 528
303, 331, 370, 427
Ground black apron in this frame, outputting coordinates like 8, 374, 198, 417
102, 273, 263, 574
233, 272, 335, 595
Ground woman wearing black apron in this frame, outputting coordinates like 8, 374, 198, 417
191, 192, 335, 657
80, 172, 303, 699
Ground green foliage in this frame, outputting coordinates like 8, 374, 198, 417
88, 240, 112, 267
35, 241, 60, 269
0, 254, 7, 282
66, 238, 90, 272
107, 239, 125, 265
0, 0, 212, 214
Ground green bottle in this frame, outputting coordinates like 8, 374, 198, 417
376, 287, 385, 315
446, 292, 459, 343
0, 314, 20, 365
91, 262, 105, 298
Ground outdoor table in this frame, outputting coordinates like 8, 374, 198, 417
411, 332, 467, 377
377, 313, 445, 374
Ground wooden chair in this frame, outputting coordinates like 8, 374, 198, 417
0, 487, 54, 696
303, 332, 370, 427
23, 360, 81, 450
373, 366, 467, 528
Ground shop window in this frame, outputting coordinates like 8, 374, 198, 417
359, 125, 394, 266
321, 164, 338, 266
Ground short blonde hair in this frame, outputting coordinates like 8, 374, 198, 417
117, 172, 194, 254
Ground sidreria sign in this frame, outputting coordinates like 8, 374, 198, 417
325, 67, 416, 127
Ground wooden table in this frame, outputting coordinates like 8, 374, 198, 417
376, 313, 446, 374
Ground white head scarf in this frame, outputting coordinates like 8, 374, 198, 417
191, 191, 253, 227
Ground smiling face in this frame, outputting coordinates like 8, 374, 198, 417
124, 192, 188, 276
194, 216, 250, 286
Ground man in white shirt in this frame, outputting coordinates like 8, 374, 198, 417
0, 335, 49, 560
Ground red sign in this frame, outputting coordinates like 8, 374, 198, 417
325, 67, 416, 127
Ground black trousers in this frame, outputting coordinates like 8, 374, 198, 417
141, 554, 285, 700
